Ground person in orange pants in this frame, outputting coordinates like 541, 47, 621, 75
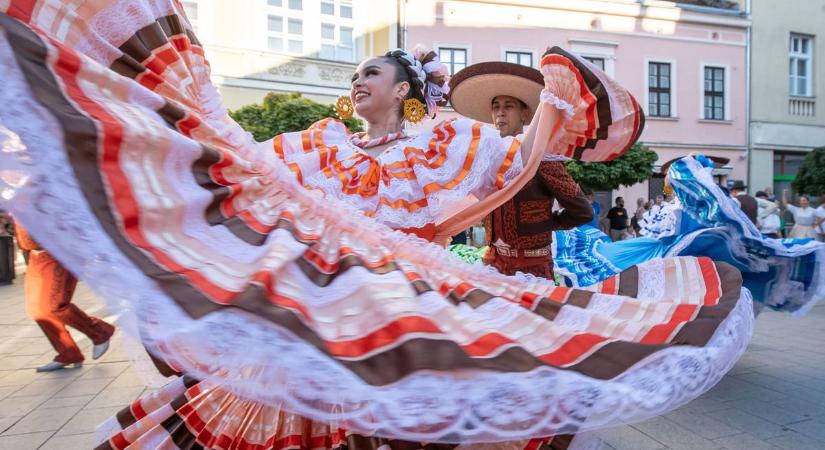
17, 226, 115, 372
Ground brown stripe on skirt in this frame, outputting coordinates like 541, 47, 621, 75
111, 14, 198, 77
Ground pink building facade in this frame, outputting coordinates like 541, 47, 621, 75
406, 0, 749, 204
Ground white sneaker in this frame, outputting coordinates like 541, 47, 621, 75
36, 361, 82, 372
92, 340, 110, 360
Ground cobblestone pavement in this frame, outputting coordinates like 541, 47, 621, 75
1, 262, 824, 450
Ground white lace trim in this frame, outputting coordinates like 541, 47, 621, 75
636, 259, 666, 301
554, 305, 592, 331
588, 294, 624, 316
542, 154, 571, 162
540, 89, 575, 119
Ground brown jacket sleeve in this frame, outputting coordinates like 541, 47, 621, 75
536, 161, 594, 230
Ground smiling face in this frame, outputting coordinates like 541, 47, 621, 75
350, 57, 410, 124
491, 95, 530, 138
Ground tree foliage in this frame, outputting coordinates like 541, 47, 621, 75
565, 143, 658, 191
229, 92, 363, 142
791, 147, 825, 196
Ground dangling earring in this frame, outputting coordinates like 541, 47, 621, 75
403, 98, 426, 124
335, 96, 353, 119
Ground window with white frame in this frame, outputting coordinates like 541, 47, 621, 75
703, 66, 725, 120
789, 34, 813, 97
439, 47, 467, 75
182, 1, 198, 33
321, 23, 335, 41
317, 1, 355, 62
569, 39, 617, 77
265, 0, 355, 60
265, 0, 305, 55
338, 26, 354, 61
340, 1, 353, 18
267, 14, 284, 51
584, 56, 605, 71
648, 61, 672, 117
287, 18, 303, 53
505, 51, 532, 67
320, 23, 353, 61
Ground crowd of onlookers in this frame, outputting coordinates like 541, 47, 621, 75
584, 186, 825, 242
584, 191, 677, 240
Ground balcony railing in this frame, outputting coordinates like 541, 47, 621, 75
789, 97, 816, 117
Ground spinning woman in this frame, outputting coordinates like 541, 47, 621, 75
0, 2, 751, 449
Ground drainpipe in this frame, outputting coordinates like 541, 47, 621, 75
402, 0, 408, 49
745, 0, 752, 193
396, 0, 407, 49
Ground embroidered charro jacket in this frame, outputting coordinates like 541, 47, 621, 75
483, 161, 593, 277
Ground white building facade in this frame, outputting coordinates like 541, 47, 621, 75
182, 0, 399, 110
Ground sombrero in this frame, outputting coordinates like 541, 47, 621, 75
448, 61, 544, 123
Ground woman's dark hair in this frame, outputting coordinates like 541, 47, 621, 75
382, 49, 448, 119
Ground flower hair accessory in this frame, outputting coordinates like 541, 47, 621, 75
387, 45, 451, 118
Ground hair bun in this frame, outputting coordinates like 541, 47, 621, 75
386, 45, 450, 118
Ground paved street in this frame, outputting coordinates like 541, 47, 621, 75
1, 261, 825, 450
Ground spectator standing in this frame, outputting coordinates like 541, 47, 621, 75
755, 191, 781, 239
764, 186, 776, 202
729, 180, 758, 225
815, 196, 825, 242
606, 197, 629, 241
781, 190, 818, 239
631, 197, 647, 237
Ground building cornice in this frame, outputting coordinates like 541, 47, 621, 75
204, 44, 358, 69
750, 120, 825, 131
449, 0, 750, 29
204, 45, 359, 93
644, 141, 748, 150
749, 121, 825, 151
751, 143, 816, 152
213, 76, 350, 97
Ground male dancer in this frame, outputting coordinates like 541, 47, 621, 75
16, 227, 115, 372
450, 62, 593, 278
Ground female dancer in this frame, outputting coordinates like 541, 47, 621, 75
782, 191, 818, 239
1, 2, 751, 448
552, 156, 824, 314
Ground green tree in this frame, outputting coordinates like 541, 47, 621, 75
229, 92, 363, 142
565, 143, 658, 191
791, 147, 825, 196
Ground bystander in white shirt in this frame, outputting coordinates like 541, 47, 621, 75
816, 204, 825, 241
756, 198, 781, 237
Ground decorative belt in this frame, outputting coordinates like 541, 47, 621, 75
493, 244, 550, 258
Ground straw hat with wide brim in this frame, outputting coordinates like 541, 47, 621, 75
448, 61, 544, 123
